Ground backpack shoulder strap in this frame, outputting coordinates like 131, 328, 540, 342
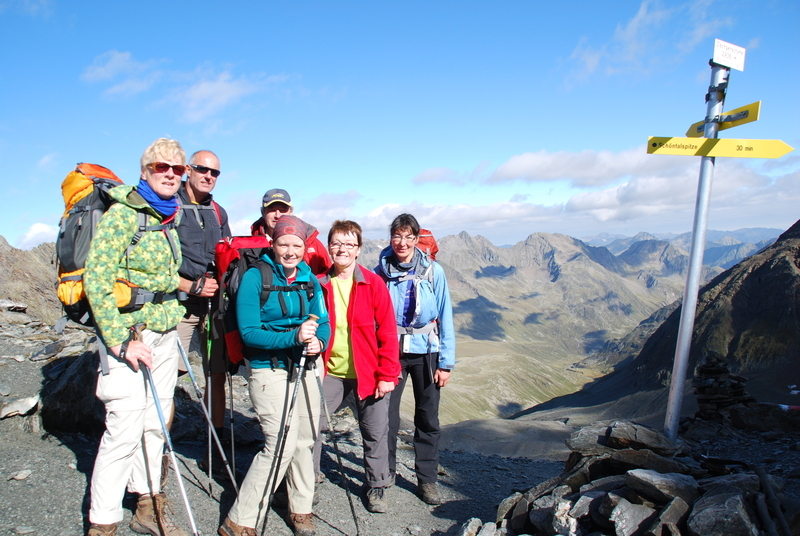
423, 262, 435, 284
127, 211, 179, 262
180, 200, 223, 228
253, 260, 314, 318
255, 260, 275, 308
211, 200, 223, 226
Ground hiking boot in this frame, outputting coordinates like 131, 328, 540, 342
289, 513, 316, 536
365, 486, 387, 513
417, 482, 443, 505
217, 517, 256, 536
130, 493, 187, 536
87, 523, 118, 536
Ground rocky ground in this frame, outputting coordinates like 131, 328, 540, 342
0, 308, 564, 536
2, 304, 799, 535
0, 419, 564, 536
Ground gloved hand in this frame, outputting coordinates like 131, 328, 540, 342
227, 359, 241, 375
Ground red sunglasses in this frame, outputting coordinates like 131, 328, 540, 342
147, 162, 187, 175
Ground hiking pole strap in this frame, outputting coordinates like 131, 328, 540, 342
96, 338, 111, 376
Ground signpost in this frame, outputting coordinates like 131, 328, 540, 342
648, 136, 793, 158
713, 38, 746, 71
647, 40, 794, 441
685, 100, 761, 137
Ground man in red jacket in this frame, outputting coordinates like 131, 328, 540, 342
250, 188, 331, 275
312, 220, 400, 513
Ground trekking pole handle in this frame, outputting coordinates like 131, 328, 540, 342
302, 314, 320, 352
130, 322, 147, 341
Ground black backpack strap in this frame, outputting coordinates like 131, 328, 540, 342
254, 261, 315, 318
255, 261, 286, 316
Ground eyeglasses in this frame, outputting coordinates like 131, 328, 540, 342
330, 242, 359, 250
263, 203, 291, 213
147, 162, 187, 175
391, 235, 417, 244
190, 164, 221, 178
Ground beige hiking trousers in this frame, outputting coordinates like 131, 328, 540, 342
88, 329, 179, 524
227, 365, 320, 526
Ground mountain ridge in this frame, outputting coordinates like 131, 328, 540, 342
0, 226, 783, 423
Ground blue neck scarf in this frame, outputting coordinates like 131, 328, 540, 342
136, 178, 179, 217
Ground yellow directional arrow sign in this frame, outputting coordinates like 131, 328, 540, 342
685, 101, 761, 137
647, 137, 794, 159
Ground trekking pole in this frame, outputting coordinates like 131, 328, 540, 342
309, 360, 362, 536
205, 294, 214, 492
131, 325, 199, 536
176, 340, 239, 495
255, 353, 308, 536
227, 371, 236, 478
141, 364, 200, 536
256, 314, 318, 536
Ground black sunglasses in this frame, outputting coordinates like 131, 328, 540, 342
190, 164, 221, 178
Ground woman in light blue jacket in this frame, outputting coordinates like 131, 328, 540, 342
374, 213, 455, 506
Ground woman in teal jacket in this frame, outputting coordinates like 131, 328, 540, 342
219, 215, 329, 536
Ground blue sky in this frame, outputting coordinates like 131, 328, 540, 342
2, 0, 798, 249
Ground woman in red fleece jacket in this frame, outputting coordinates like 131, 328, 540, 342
312, 219, 401, 514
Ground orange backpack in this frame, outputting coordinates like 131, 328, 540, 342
55, 163, 178, 327
55, 163, 124, 325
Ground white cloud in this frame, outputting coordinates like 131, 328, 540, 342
301, 154, 800, 245
1, 0, 53, 16
105, 76, 160, 97
608, 0, 671, 73
82, 50, 156, 83
229, 217, 254, 237
488, 147, 690, 187
82, 53, 276, 121
411, 162, 493, 186
566, 0, 734, 85
679, 0, 733, 53
36, 152, 57, 169
412, 167, 461, 185
169, 71, 263, 124
17, 222, 57, 249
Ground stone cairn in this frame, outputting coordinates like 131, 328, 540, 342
693, 351, 755, 420
456, 420, 796, 536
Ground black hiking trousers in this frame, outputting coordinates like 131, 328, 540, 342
388, 351, 441, 485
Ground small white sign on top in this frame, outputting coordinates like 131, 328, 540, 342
713, 39, 746, 71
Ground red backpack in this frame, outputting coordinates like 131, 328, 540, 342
214, 236, 270, 365
213, 236, 315, 366
418, 228, 438, 260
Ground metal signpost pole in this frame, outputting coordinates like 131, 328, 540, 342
663, 62, 729, 440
